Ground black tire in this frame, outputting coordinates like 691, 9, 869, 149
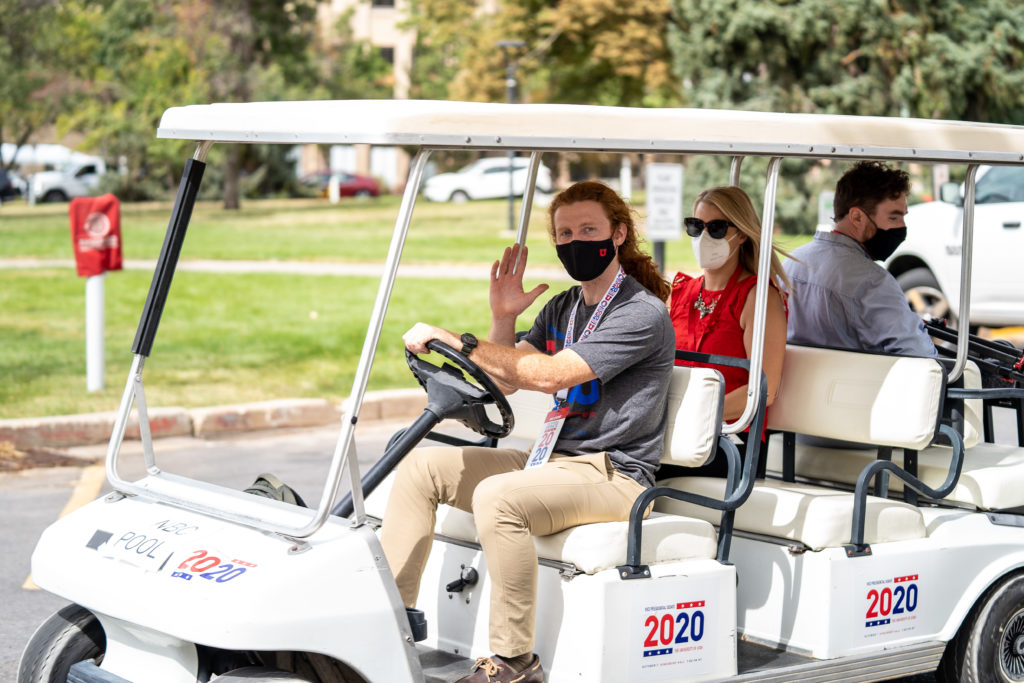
938, 573, 1024, 682
354, 189, 372, 198
897, 267, 953, 323
449, 190, 469, 203
18, 604, 104, 683
41, 189, 68, 203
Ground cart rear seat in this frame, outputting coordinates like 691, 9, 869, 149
759, 352, 1024, 510
364, 366, 727, 574
657, 346, 954, 548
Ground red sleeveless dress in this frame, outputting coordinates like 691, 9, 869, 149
670, 267, 772, 440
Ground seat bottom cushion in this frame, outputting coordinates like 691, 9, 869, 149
654, 476, 927, 550
365, 472, 717, 574
764, 434, 1024, 510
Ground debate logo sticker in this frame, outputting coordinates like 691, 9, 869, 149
631, 590, 714, 680
862, 573, 920, 639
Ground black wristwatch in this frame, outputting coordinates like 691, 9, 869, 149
459, 332, 478, 356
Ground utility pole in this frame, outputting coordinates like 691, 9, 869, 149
498, 40, 526, 235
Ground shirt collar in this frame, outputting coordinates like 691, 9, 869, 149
814, 230, 870, 260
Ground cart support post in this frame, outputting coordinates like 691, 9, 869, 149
725, 156, 780, 435
131, 156, 206, 357
950, 163, 979, 382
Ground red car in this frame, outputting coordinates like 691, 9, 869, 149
298, 170, 380, 198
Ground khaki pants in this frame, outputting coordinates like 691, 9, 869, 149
380, 445, 646, 657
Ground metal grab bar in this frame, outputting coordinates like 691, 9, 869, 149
725, 156, 781, 435
846, 424, 965, 555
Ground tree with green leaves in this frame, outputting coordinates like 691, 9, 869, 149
407, 0, 680, 107
669, 0, 1024, 122
667, 0, 1024, 231
0, 0, 83, 170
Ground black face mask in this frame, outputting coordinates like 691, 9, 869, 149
556, 238, 616, 282
862, 225, 907, 261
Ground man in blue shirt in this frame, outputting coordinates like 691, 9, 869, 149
784, 161, 937, 358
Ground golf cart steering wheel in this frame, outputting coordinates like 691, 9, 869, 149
405, 340, 514, 439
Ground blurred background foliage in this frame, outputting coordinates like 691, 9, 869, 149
3, 0, 1024, 231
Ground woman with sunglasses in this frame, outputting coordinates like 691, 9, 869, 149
666, 185, 790, 479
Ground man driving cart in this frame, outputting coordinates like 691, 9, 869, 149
383, 180, 675, 683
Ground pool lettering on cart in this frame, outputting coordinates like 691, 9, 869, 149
96, 529, 176, 572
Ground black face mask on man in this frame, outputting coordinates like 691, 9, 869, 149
556, 238, 616, 282
860, 210, 907, 261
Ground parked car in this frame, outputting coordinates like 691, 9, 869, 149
29, 157, 106, 202
422, 156, 554, 203
886, 165, 1024, 327
297, 170, 380, 198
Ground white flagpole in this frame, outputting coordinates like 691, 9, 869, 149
85, 272, 105, 392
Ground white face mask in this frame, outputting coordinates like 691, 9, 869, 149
691, 232, 736, 270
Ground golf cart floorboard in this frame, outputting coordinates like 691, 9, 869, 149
731, 638, 945, 682
419, 639, 943, 682
419, 646, 477, 682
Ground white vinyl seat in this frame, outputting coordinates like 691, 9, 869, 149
364, 366, 729, 574
654, 477, 925, 550
659, 345, 958, 549
763, 358, 1024, 510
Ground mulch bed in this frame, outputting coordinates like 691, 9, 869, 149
0, 441, 99, 472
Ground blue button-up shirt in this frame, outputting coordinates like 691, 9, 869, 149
783, 231, 937, 357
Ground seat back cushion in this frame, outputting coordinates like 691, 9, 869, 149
503, 366, 725, 469
662, 366, 724, 467
504, 389, 554, 443
960, 361, 983, 449
765, 345, 945, 450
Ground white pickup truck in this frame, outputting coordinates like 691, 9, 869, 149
29, 156, 106, 203
887, 165, 1024, 328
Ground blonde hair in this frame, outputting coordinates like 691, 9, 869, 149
548, 181, 671, 301
694, 186, 791, 292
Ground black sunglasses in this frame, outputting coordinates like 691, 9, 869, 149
684, 217, 734, 239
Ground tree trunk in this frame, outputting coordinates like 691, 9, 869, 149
223, 145, 241, 210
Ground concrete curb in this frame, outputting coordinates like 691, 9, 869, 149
0, 389, 427, 450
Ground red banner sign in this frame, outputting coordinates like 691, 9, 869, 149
69, 194, 122, 277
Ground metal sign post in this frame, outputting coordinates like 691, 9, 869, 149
644, 162, 684, 272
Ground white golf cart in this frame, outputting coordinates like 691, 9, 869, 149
19, 100, 1024, 683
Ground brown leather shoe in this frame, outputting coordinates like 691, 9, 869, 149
455, 655, 544, 682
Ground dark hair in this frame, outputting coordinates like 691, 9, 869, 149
833, 161, 910, 221
547, 181, 670, 301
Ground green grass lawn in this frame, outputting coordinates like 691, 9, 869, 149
0, 196, 810, 419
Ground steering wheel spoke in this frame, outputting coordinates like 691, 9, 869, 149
405, 340, 514, 438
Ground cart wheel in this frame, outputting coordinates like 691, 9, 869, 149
939, 573, 1024, 682
17, 604, 104, 683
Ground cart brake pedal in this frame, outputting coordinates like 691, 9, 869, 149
406, 607, 428, 642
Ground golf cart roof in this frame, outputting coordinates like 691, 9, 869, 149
157, 99, 1024, 164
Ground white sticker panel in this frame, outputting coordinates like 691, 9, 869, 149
628, 577, 718, 681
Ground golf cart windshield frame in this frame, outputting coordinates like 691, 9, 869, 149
105, 100, 1021, 539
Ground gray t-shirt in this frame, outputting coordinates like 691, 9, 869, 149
521, 274, 675, 487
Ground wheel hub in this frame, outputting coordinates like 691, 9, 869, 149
1001, 608, 1024, 680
